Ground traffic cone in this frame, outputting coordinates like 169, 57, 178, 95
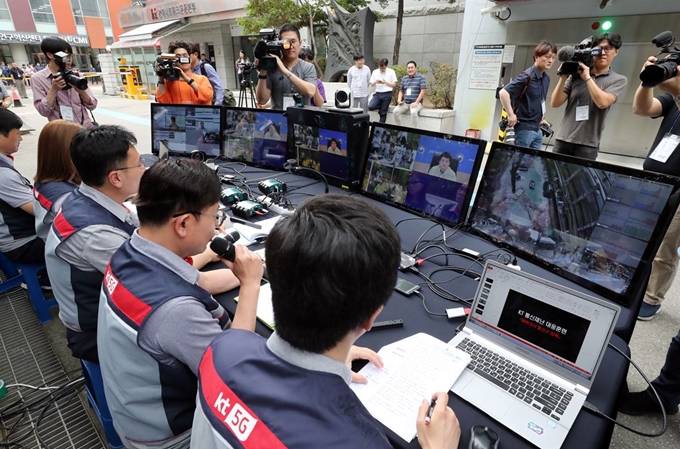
11, 86, 22, 107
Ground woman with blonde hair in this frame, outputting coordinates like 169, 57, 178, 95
33, 120, 83, 240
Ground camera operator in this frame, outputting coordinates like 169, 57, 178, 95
550, 33, 628, 160
31, 37, 97, 127
189, 42, 224, 105
499, 41, 557, 150
255, 24, 317, 110
156, 41, 213, 105
627, 55, 680, 320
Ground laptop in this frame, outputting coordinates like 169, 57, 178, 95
449, 260, 620, 449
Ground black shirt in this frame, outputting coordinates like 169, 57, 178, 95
502, 65, 549, 131
643, 93, 680, 176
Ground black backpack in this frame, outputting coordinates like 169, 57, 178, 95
200, 62, 236, 107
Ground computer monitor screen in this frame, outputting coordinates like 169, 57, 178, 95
292, 124, 348, 180
361, 123, 486, 225
468, 142, 680, 303
151, 104, 221, 158
221, 108, 288, 169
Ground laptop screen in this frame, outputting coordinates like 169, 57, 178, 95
468, 142, 680, 305
468, 262, 619, 382
361, 123, 486, 225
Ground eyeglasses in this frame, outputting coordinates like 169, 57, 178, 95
172, 209, 227, 227
599, 45, 616, 53
113, 160, 144, 171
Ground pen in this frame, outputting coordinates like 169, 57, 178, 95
230, 216, 262, 229
424, 399, 436, 425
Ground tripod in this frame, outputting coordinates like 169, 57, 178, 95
239, 72, 257, 108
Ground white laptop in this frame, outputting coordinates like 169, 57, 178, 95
449, 260, 620, 449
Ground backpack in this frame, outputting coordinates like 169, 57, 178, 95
199, 62, 236, 107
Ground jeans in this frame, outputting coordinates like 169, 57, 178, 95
368, 92, 392, 123
514, 129, 543, 150
646, 329, 680, 409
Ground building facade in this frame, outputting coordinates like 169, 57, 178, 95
0, 0, 132, 69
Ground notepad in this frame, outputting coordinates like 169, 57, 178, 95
232, 216, 282, 246
234, 282, 274, 329
350, 333, 470, 443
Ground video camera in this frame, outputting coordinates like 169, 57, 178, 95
53, 51, 88, 90
254, 28, 292, 71
155, 53, 190, 81
640, 31, 680, 88
237, 61, 256, 73
556, 37, 603, 76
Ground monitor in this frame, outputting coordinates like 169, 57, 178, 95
287, 107, 370, 189
361, 123, 486, 225
151, 104, 221, 159
468, 142, 680, 305
221, 108, 288, 170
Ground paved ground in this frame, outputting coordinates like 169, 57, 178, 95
9, 84, 680, 448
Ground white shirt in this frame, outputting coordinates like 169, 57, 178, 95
347, 65, 371, 98
371, 67, 398, 93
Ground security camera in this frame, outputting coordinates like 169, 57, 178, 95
480, 5, 509, 15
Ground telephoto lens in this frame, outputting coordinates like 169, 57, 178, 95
505, 126, 516, 146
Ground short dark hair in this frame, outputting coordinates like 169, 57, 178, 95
533, 40, 557, 59
406, 60, 417, 68
70, 125, 137, 187
40, 37, 72, 57
189, 42, 200, 55
135, 159, 221, 227
168, 41, 192, 54
593, 33, 622, 50
0, 109, 23, 136
278, 23, 301, 41
439, 151, 452, 161
379, 58, 389, 67
298, 47, 315, 61
353, 54, 364, 61
265, 195, 401, 353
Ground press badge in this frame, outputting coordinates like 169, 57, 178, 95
541, 101, 546, 115
649, 133, 680, 163
60, 105, 74, 122
575, 105, 589, 122
406, 88, 412, 96
282, 95, 295, 109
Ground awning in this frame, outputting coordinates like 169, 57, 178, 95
110, 19, 188, 49
118, 19, 181, 41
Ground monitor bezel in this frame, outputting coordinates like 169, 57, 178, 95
150, 103, 223, 159
466, 141, 680, 306
360, 122, 487, 227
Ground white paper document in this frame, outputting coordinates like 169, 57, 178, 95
234, 282, 274, 329
233, 216, 282, 245
350, 333, 470, 442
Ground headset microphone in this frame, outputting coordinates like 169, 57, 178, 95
210, 231, 241, 262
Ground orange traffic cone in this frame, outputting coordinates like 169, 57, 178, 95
11, 86, 22, 107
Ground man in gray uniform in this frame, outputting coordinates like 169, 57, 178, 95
255, 23, 317, 110
550, 33, 628, 160
0, 108, 43, 263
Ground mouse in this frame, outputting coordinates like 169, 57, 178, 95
468, 425, 500, 449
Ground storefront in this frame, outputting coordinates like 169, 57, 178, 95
0, 32, 106, 69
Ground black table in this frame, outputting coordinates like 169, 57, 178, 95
212, 164, 631, 449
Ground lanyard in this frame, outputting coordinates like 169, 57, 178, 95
669, 111, 680, 134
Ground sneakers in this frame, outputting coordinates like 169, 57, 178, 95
637, 302, 661, 321
619, 391, 679, 416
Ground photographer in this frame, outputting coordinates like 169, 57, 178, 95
550, 33, 628, 160
628, 55, 680, 320
499, 41, 556, 150
255, 23, 317, 110
31, 37, 97, 126
190, 42, 225, 105
156, 41, 213, 105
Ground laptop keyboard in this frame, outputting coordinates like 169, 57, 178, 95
456, 338, 573, 422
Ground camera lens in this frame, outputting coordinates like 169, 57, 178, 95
640, 61, 678, 87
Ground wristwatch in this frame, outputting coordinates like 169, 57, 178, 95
258, 74, 268, 80
187, 78, 195, 86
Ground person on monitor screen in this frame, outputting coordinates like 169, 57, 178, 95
369, 58, 398, 123
327, 138, 342, 155
169, 116, 180, 131
428, 152, 457, 182
190, 194, 461, 449
264, 122, 281, 140
394, 61, 426, 128
156, 40, 213, 105
629, 55, 680, 320
347, 54, 371, 112
550, 33, 628, 160
255, 23, 317, 110
31, 36, 98, 127
98, 159, 262, 448
499, 40, 556, 150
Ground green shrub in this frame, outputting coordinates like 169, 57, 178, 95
317, 57, 327, 78
427, 62, 457, 109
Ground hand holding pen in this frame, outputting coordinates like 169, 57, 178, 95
416, 392, 460, 449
